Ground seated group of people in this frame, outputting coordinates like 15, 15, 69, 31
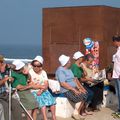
56, 52, 104, 120
0, 51, 104, 120
0, 55, 56, 120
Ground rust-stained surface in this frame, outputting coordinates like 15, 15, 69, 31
42, 6, 120, 74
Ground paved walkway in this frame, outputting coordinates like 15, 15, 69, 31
22, 106, 119, 120
57, 107, 119, 120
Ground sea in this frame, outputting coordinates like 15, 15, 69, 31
0, 44, 42, 59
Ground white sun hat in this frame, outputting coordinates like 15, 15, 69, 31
12, 60, 25, 70
73, 51, 84, 60
59, 54, 70, 66
33, 55, 44, 64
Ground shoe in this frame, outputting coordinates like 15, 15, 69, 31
111, 112, 120, 118
115, 112, 120, 117
72, 114, 85, 120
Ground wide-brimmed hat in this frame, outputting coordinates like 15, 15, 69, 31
73, 51, 84, 60
59, 54, 70, 66
12, 60, 25, 70
0, 55, 4, 62
33, 56, 44, 64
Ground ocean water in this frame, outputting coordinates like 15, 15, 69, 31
0, 44, 42, 59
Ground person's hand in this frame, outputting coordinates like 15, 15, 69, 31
87, 77, 94, 82
80, 88, 87, 94
27, 82, 35, 89
37, 89, 43, 96
78, 87, 87, 94
40, 85, 47, 90
8, 77, 14, 82
4, 76, 9, 82
73, 89, 81, 95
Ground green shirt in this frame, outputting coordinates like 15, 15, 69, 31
70, 63, 83, 79
11, 71, 28, 88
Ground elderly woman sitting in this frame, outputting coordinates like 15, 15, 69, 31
55, 54, 89, 120
29, 56, 56, 120
11, 60, 39, 120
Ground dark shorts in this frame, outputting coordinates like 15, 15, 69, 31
64, 90, 87, 103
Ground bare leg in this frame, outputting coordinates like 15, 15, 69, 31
78, 101, 88, 116
78, 101, 85, 114
41, 106, 47, 120
50, 105, 56, 120
27, 110, 32, 120
80, 102, 87, 116
32, 109, 38, 120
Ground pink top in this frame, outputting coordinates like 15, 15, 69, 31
112, 47, 120, 79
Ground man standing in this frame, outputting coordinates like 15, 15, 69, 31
112, 35, 120, 115
0, 55, 22, 120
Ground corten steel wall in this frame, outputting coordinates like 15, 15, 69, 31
42, 6, 120, 74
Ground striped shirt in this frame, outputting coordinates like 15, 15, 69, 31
0, 73, 7, 94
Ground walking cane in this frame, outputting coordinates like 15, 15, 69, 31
8, 69, 12, 120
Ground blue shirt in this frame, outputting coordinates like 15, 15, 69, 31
55, 66, 77, 93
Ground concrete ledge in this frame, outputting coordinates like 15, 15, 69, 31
56, 97, 74, 118
56, 97, 81, 118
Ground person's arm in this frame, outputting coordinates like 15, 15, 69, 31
0, 76, 9, 86
30, 70, 48, 90
60, 81, 80, 95
57, 70, 80, 95
16, 84, 32, 91
73, 78, 87, 94
80, 63, 94, 83
30, 82, 47, 90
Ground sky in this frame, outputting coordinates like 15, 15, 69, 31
0, 0, 120, 47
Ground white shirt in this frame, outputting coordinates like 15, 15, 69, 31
112, 47, 120, 79
29, 69, 48, 92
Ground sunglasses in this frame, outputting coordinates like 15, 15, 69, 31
32, 64, 42, 68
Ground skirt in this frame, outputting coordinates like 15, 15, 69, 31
64, 90, 88, 103
18, 90, 39, 110
32, 90, 56, 108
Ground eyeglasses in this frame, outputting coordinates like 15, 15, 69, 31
32, 64, 42, 68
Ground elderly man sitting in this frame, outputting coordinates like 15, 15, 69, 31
0, 55, 22, 120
